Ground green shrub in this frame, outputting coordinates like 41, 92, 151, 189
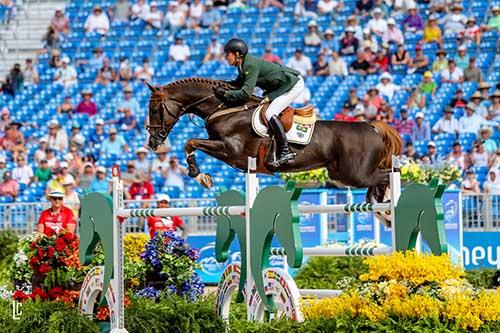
465, 269, 498, 289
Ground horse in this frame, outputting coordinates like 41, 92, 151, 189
145, 78, 403, 221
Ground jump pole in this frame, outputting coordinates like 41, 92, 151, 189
245, 157, 259, 321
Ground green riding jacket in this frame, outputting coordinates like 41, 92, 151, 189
224, 54, 301, 103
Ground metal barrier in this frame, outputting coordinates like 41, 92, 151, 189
1, 193, 499, 235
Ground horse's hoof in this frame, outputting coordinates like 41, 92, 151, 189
195, 173, 213, 189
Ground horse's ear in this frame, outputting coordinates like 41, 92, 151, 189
145, 81, 156, 92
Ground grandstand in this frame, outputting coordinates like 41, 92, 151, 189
0, 0, 499, 205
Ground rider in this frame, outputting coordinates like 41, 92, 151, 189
213, 38, 304, 166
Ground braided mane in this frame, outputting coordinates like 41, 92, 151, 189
164, 77, 233, 90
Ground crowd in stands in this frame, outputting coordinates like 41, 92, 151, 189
0, 0, 499, 204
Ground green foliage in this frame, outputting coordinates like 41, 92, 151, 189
0, 230, 19, 259
465, 268, 498, 289
280, 168, 330, 185
294, 256, 368, 289
125, 294, 225, 333
0, 299, 99, 332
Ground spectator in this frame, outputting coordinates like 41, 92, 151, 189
423, 141, 442, 165
334, 103, 356, 122
48, 49, 62, 69
440, 3, 466, 35
41, 25, 61, 54
441, 59, 464, 84
411, 112, 431, 142
100, 127, 129, 155
0, 107, 11, 133
151, 151, 170, 175
339, 27, 359, 56
470, 141, 490, 168
422, 14, 442, 46
169, 37, 191, 62
23, 59, 39, 87
374, 101, 393, 123
131, 0, 150, 20
77, 47, 106, 72
147, 194, 187, 238
34, 159, 52, 182
0, 171, 19, 199
164, 1, 187, 35
89, 118, 107, 147
461, 16, 481, 45
117, 86, 140, 114
429, 0, 446, 13
376, 72, 399, 101
76, 89, 98, 116
352, 105, 367, 121
313, 53, 329, 76
111, 108, 137, 133
408, 44, 429, 74
367, 7, 388, 37
446, 142, 467, 169
68, 123, 85, 148
366, 86, 383, 109
328, 51, 348, 76
54, 57, 78, 88
90, 166, 110, 193
286, 48, 313, 77
51, 8, 70, 35
46, 167, 65, 194
134, 58, 155, 81
318, 0, 341, 15
345, 88, 359, 110
432, 49, 448, 73
490, 149, 500, 169
45, 149, 60, 170
391, 43, 411, 67
228, 0, 247, 9
262, 47, 282, 64
258, 0, 284, 11
95, 58, 116, 85
203, 37, 223, 63
85, 5, 110, 35
118, 56, 133, 83
479, 82, 492, 100
304, 21, 322, 46
45, 120, 69, 152
454, 45, 469, 70
403, 141, 421, 162
419, 71, 437, 98
346, 15, 363, 41
121, 162, 137, 188
349, 50, 371, 75
79, 163, 95, 190
57, 95, 76, 117
145, 1, 163, 29
402, 4, 424, 32
487, 90, 500, 120
360, 95, 378, 120
449, 88, 467, 108
463, 57, 482, 83
2, 63, 23, 97
382, 18, 404, 45
432, 106, 458, 135
470, 91, 487, 118
34, 138, 49, 165
129, 172, 155, 200
109, 0, 131, 22
0, 122, 26, 161
71, 133, 86, 151
187, 0, 204, 27
12, 155, 33, 186
62, 179, 80, 218
320, 29, 338, 57
461, 170, 481, 194
483, 169, 500, 194
393, 106, 414, 137
459, 103, 485, 134
479, 126, 497, 154
294, 0, 317, 19
133, 147, 152, 175
486, 6, 500, 31
165, 156, 187, 191
372, 47, 389, 73
362, 29, 378, 52
355, 0, 374, 17
37, 191, 76, 236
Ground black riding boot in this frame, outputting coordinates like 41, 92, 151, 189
268, 115, 295, 166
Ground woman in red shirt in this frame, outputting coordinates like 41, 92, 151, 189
37, 191, 76, 236
128, 172, 155, 200
146, 194, 186, 238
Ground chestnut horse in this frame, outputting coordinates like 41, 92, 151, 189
145, 78, 402, 218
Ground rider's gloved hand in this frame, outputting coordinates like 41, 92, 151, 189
213, 86, 227, 102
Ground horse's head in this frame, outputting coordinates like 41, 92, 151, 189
145, 82, 182, 151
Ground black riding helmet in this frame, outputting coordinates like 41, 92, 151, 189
223, 38, 248, 56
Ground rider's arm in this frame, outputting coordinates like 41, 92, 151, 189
224, 65, 259, 103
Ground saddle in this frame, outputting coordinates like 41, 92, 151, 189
258, 102, 315, 132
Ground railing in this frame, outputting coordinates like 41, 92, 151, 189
0, 193, 499, 235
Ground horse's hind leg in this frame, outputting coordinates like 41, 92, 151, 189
366, 169, 393, 227
185, 139, 228, 189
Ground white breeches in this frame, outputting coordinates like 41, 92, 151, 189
265, 76, 305, 121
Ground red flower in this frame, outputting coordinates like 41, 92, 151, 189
63, 232, 76, 242
48, 287, 64, 299
47, 246, 55, 258
55, 238, 66, 252
12, 290, 28, 301
30, 287, 47, 300
39, 263, 51, 274
30, 241, 37, 249
45, 228, 55, 237
95, 305, 110, 321
37, 247, 45, 258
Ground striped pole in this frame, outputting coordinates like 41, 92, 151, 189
116, 205, 246, 218
270, 245, 393, 257
298, 202, 391, 214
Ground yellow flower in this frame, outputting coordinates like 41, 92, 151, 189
124, 233, 149, 262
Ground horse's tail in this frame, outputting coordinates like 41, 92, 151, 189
371, 121, 403, 170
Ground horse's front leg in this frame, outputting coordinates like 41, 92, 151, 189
185, 139, 228, 189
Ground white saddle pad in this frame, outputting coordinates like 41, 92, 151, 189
251, 109, 315, 145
